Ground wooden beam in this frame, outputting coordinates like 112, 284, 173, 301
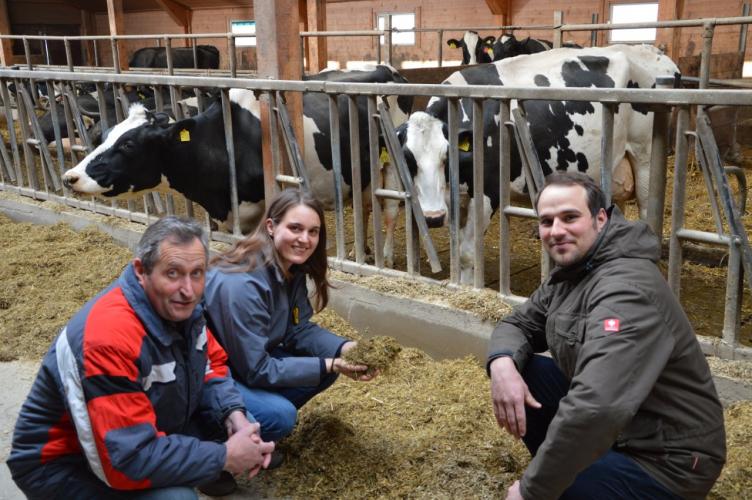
656, 0, 684, 60
0, 0, 12, 66
80, 9, 97, 66
155, 0, 193, 39
106, 0, 127, 70
303, 0, 327, 73
254, 0, 304, 203
484, 0, 510, 27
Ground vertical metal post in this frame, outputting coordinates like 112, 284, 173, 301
667, 107, 690, 294
64, 38, 74, 71
553, 11, 563, 48
267, 91, 282, 199
22, 38, 38, 108
348, 95, 365, 263
367, 96, 384, 268
472, 98, 485, 289
94, 82, 110, 131
93, 39, 100, 67
646, 79, 673, 240
229, 35, 237, 78
699, 22, 714, 91
739, 3, 750, 54
0, 81, 22, 180
384, 15, 393, 67
723, 239, 743, 350
448, 98, 461, 285
438, 29, 444, 67
47, 80, 66, 179
600, 103, 615, 207
110, 38, 120, 72
499, 99, 512, 296
328, 94, 346, 260
590, 13, 598, 47
220, 89, 241, 235
14, 86, 39, 191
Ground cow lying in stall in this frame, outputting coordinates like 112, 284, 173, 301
397, 44, 679, 284
447, 31, 581, 65
61, 65, 412, 258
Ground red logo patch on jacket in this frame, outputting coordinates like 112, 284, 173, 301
604, 318, 620, 332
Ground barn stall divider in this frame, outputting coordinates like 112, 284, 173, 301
0, 61, 752, 358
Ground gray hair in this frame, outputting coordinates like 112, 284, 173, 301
135, 216, 208, 273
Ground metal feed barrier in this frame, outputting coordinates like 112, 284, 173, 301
0, 66, 751, 359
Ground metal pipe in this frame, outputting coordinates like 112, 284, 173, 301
600, 103, 615, 207
220, 89, 241, 235
667, 107, 690, 294
471, 98, 484, 289
723, 238, 742, 347
448, 98, 461, 285
646, 81, 673, 239
367, 97, 385, 268
348, 95, 365, 264
499, 100, 512, 296
553, 11, 563, 48
328, 94, 346, 261
373, 188, 407, 200
699, 22, 714, 90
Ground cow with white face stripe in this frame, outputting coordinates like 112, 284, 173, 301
447, 31, 497, 65
62, 65, 412, 242
397, 45, 679, 284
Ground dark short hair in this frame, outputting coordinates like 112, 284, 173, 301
135, 216, 208, 274
534, 171, 607, 217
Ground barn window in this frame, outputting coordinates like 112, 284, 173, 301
609, 3, 659, 42
377, 13, 415, 46
231, 20, 256, 47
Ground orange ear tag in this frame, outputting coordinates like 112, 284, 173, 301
179, 129, 191, 142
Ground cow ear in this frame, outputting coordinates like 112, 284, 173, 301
396, 122, 407, 144
149, 112, 171, 128
169, 119, 196, 144
483, 36, 496, 45
447, 39, 460, 48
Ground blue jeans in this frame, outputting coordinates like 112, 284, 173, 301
233, 348, 340, 442
521, 355, 682, 500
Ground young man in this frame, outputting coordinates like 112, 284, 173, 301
488, 172, 726, 499
7, 216, 274, 499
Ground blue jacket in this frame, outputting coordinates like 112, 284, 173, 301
8, 264, 245, 492
204, 264, 346, 388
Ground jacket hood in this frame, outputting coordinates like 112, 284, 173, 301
549, 206, 661, 284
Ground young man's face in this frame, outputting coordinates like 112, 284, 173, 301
537, 184, 607, 267
134, 237, 207, 323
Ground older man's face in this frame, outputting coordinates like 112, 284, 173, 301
537, 184, 607, 267
134, 238, 206, 322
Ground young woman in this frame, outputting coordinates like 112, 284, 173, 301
204, 189, 375, 444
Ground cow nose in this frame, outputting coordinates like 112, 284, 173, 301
424, 211, 446, 228
62, 174, 77, 189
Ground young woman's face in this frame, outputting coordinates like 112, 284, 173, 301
267, 204, 321, 271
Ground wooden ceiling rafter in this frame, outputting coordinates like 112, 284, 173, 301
155, 0, 193, 32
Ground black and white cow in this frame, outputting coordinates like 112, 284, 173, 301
448, 31, 581, 64
129, 45, 220, 69
490, 34, 582, 60
397, 44, 679, 284
447, 31, 497, 65
61, 65, 412, 239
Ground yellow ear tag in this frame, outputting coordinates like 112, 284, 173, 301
487, 48, 494, 59
179, 129, 190, 142
459, 139, 471, 152
448, 42, 457, 48
292, 306, 300, 325
379, 147, 390, 164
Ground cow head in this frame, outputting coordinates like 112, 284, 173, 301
493, 34, 524, 60
396, 111, 470, 228
447, 31, 496, 65
62, 103, 171, 197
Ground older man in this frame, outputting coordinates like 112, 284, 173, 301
8, 216, 274, 499
488, 172, 726, 499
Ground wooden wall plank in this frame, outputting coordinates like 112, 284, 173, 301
0, 0, 13, 66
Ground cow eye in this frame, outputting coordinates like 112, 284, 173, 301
119, 140, 134, 154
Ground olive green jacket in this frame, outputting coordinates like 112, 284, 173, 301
488, 207, 725, 499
